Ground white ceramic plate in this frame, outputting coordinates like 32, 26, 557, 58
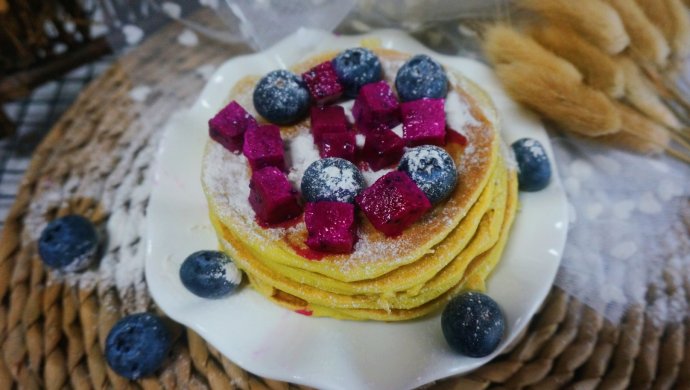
145, 29, 568, 390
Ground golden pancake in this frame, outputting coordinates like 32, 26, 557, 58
201, 46, 518, 321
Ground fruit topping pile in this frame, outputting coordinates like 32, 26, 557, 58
207, 47, 473, 254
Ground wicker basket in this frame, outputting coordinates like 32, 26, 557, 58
0, 0, 195, 136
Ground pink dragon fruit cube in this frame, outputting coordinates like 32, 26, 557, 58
305, 201, 357, 253
242, 124, 285, 171
249, 167, 302, 225
310, 106, 348, 143
302, 62, 344, 105
318, 131, 356, 162
361, 129, 405, 171
401, 98, 446, 147
352, 81, 400, 134
355, 171, 431, 237
208, 101, 257, 152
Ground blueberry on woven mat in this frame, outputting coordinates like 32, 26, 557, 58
38, 214, 99, 272
105, 313, 172, 380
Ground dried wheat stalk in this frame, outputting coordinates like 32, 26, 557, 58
516, 0, 630, 54
530, 24, 624, 98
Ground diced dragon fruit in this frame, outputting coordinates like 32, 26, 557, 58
318, 131, 356, 162
242, 124, 285, 171
361, 129, 405, 171
302, 62, 344, 105
208, 101, 257, 152
248, 167, 302, 225
352, 81, 400, 134
304, 201, 357, 253
310, 106, 348, 143
400, 98, 446, 147
355, 171, 431, 237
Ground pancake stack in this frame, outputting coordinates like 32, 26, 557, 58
202, 48, 518, 321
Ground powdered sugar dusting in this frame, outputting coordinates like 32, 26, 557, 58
406, 146, 445, 175
287, 130, 321, 187
339, 99, 356, 124
362, 168, 393, 186
445, 90, 478, 136
322, 165, 359, 195
391, 123, 404, 138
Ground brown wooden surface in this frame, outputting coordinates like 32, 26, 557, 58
0, 10, 689, 390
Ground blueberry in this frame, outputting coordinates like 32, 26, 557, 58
332, 48, 383, 98
395, 54, 448, 102
253, 70, 310, 125
511, 138, 551, 192
301, 158, 365, 204
105, 313, 171, 379
38, 214, 98, 272
441, 292, 505, 358
180, 250, 242, 299
398, 145, 457, 204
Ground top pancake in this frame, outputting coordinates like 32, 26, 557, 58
201, 48, 500, 282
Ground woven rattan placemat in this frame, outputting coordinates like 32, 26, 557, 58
1, 14, 689, 390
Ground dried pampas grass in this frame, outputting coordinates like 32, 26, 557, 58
516, 0, 630, 54
603, 0, 670, 67
483, 25, 582, 83
530, 25, 625, 98
495, 62, 620, 137
617, 57, 683, 130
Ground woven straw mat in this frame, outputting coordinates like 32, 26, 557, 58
1, 14, 690, 390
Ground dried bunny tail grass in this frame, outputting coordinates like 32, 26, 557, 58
495, 62, 620, 137
635, 0, 676, 52
600, 103, 671, 154
483, 24, 582, 83
603, 0, 670, 67
516, 0, 630, 54
529, 24, 625, 98
617, 57, 684, 130
664, 0, 690, 59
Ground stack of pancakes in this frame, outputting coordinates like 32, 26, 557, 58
202, 49, 518, 321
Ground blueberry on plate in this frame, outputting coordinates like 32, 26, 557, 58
301, 157, 365, 204
441, 292, 505, 358
395, 54, 448, 102
105, 313, 171, 380
399, 145, 457, 204
253, 70, 311, 125
332, 48, 383, 98
511, 138, 551, 192
38, 214, 98, 272
180, 250, 242, 299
